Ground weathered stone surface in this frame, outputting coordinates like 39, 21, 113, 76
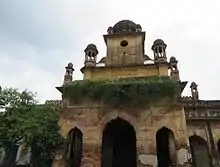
51, 19, 220, 167
54, 101, 190, 167
138, 154, 157, 167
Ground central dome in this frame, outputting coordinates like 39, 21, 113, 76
112, 20, 141, 34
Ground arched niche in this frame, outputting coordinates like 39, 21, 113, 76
64, 127, 83, 167
189, 135, 211, 167
101, 117, 137, 167
217, 139, 220, 157
156, 127, 177, 167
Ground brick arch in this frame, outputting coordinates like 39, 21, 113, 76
158, 125, 176, 137
189, 135, 207, 144
150, 126, 173, 144
67, 127, 83, 135
157, 126, 174, 135
189, 134, 208, 142
150, 126, 174, 147
101, 117, 137, 167
65, 127, 83, 167
62, 123, 85, 139
188, 130, 208, 142
155, 126, 175, 144
189, 134, 211, 167
99, 110, 138, 134
156, 126, 177, 167
157, 124, 188, 143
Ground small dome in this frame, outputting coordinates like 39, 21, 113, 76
136, 24, 142, 29
153, 39, 165, 45
170, 56, 177, 62
190, 82, 197, 88
65, 62, 74, 70
86, 44, 97, 50
112, 20, 140, 34
67, 62, 73, 68
151, 39, 167, 51
84, 43, 98, 54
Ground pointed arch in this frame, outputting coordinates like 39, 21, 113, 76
156, 127, 177, 167
99, 111, 138, 133
189, 135, 211, 167
101, 117, 137, 167
65, 127, 83, 167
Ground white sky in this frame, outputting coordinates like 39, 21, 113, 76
0, 0, 220, 103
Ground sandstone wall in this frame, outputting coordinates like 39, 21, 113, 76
53, 102, 189, 167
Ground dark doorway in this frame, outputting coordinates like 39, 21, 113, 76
101, 117, 137, 167
65, 127, 83, 167
189, 135, 211, 167
156, 127, 176, 167
217, 139, 220, 158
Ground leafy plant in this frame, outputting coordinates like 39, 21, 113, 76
0, 88, 63, 167
63, 76, 179, 107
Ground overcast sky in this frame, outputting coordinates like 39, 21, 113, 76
0, 0, 219, 103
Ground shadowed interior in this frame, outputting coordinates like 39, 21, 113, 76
189, 135, 211, 167
101, 117, 137, 167
65, 127, 83, 167
156, 127, 174, 167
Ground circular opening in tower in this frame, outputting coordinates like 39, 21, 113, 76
120, 40, 128, 47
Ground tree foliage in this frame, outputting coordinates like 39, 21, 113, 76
0, 87, 62, 167
0, 88, 36, 111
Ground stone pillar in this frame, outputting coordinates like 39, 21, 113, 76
168, 134, 178, 166
206, 122, 220, 167
81, 143, 100, 167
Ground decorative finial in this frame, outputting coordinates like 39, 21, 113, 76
107, 27, 113, 34
169, 56, 180, 81
190, 82, 199, 100
63, 62, 74, 85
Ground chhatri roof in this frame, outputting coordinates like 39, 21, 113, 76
110, 20, 142, 34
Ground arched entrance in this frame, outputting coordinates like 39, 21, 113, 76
156, 127, 177, 167
101, 117, 137, 167
217, 139, 220, 158
189, 135, 211, 167
64, 127, 83, 167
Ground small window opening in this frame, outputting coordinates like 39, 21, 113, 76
120, 40, 128, 47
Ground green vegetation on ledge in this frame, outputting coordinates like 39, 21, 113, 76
63, 76, 179, 107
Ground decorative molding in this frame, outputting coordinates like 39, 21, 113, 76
45, 98, 220, 120
182, 97, 220, 108
45, 100, 62, 106
185, 110, 220, 120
